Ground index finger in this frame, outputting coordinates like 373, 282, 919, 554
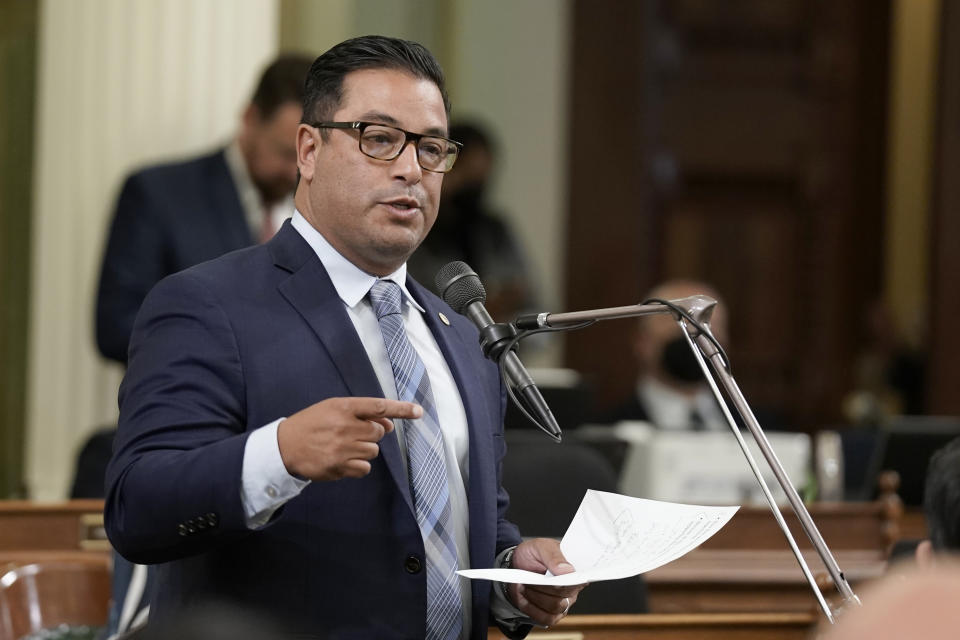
350, 397, 423, 421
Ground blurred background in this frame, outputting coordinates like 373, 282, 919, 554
0, 0, 957, 502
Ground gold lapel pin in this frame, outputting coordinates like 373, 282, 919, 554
438, 312, 451, 326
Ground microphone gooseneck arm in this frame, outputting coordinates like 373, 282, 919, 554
516, 295, 861, 624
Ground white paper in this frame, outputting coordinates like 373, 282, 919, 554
458, 489, 738, 585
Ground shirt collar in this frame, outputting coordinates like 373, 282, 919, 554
290, 210, 424, 312
224, 140, 260, 215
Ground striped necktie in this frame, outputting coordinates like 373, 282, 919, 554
368, 279, 463, 640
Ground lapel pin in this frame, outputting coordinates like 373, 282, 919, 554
438, 312, 451, 326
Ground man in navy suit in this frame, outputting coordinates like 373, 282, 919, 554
95, 54, 313, 365
105, 36, 585, 639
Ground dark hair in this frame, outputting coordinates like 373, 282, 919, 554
250, 54, 313, 120
924, 436, 960, 551
302, 35, 450, 134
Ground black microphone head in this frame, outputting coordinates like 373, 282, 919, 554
436, 261, 486, 313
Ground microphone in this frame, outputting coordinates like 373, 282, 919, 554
436, 261, 562, 442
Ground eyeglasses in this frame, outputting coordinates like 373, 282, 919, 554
312, 121, 462, 173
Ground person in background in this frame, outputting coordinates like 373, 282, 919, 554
407, 120, 535, 321
597, 279, 729, 430
91, 53, 311, 640
104, 35, 586, 638
844, 299, 927, 423
915, 436, 960, 566
95, 54, 313, 365
884, 436, 960, 568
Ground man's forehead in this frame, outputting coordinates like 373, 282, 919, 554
337, 68, 447, 131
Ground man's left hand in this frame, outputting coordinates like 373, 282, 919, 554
507, 538, 588, 627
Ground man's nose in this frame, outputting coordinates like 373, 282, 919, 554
392, 141, 423, 182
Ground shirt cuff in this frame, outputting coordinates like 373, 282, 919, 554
490, 546, 535, 629
240, 418, 310, 529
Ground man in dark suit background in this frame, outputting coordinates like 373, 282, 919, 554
95, 54, 312, 365
105, 36, 585, 639
914, 436, 960, 566
91, 53, 313, 639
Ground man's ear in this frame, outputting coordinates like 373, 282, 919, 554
296, 125, 319, 181
916, 539, 936, 568
242, 104, 263, 131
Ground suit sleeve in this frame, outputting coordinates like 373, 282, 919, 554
494, 377, 523, 552
491, 377, 532, 640
104, 270, 252, 564
95, 173, 171, 364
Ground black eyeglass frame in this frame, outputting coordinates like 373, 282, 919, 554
311, 121, 463, 173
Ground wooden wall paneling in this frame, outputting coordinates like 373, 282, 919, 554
566, 0, 889, 427
0, 0, 38, 499
565, 0, 658, 410
929, 0, 960, 415
792, 0, 888, 428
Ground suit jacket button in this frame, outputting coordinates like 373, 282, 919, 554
177, 524, 188, 536
404, 555, 422, 574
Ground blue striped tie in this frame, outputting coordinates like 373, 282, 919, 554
368, 279, 463, 640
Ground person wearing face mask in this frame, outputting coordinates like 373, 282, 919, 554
596, 279, 731, 430
406, 121, 535, 321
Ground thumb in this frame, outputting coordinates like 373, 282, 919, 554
544, 551, 575, 576
525, 538, 575, 575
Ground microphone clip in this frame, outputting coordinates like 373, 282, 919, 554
478, 322, 519, 361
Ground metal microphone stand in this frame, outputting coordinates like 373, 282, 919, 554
516, 295, 861, 623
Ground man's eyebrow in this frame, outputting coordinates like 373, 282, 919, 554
358, 111, 400, 126
358, 111, 448, 137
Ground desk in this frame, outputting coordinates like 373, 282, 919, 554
0, 499, 902, 620
899, 507, 927, 540
489, 612, 817, 640
646, 549, 884, 613
700, 501, 899, 551
0, 500, 107, 553
0, 499, 109, 576
639, 500, 893, 613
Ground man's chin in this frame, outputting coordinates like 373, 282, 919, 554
368, 237, 423, 273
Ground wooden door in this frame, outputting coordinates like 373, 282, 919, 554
565, 0, 890, 428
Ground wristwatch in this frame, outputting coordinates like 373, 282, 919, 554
499, 546, 516, 603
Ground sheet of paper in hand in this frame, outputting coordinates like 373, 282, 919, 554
458, 489, 738, 586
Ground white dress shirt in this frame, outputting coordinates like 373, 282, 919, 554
637, 376, 728, 431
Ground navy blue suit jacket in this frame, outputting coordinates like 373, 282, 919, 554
96, 149, 253, 364
104, 221, 523, 639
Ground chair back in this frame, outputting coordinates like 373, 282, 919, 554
503, 433, 619, 538
0, 559, 109, 639
502, 432, 649, 614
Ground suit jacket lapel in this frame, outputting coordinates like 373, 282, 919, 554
270, 223, 413, 513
